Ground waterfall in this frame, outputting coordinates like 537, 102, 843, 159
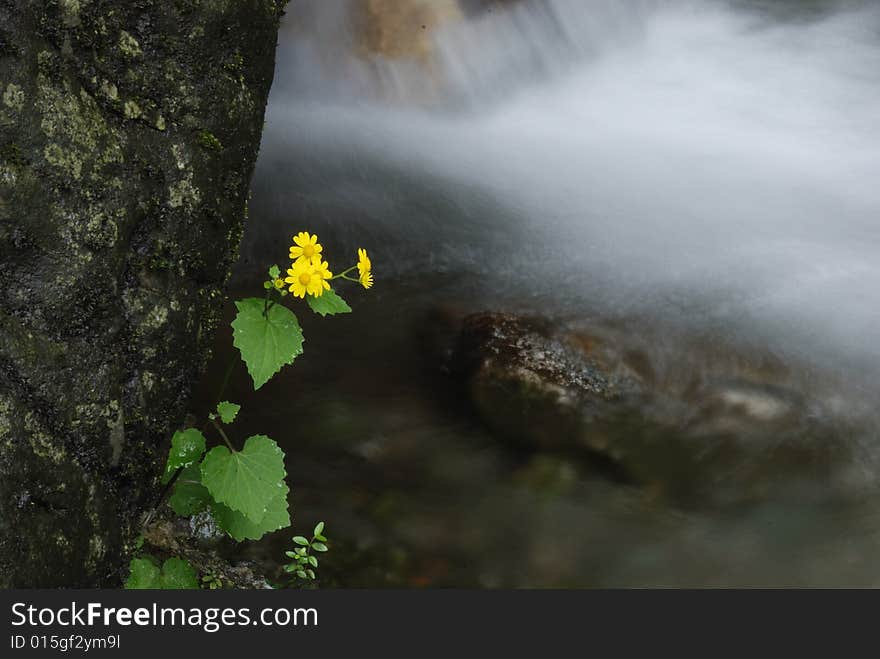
254, 0, 880, 385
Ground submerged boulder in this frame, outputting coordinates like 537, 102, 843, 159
438, 311, 860, 507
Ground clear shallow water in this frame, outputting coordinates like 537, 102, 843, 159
208, 0, 880, 586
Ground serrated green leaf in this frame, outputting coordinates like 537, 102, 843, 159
268, 264, 281, 280
160, 557, 199, 589
168, 464, 211, 516
125, 557, 161, 589
306, 288, 352, 317
211, 484, 290, 541
162, 428, 207, 484
311, 542, 328, 552
216, 401, 241, 425
313, 521, 325, 537
200, 435, 286, 522
232, 298, 304, 390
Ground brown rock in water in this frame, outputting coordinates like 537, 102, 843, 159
356, 0, 462, 63
439, 311, 859, 507
448, 312, 638, 457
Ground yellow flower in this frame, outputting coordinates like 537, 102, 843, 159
311, 259, 333, 296
289, 232, 323, 265
357, 248, 371, 276
273, 278, 285, 290
357, 248, 373, 289
284, 259, 332, 298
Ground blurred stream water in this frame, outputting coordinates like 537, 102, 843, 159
193, 0, 880, 586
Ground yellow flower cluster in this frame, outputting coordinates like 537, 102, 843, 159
283, 232, 331, 298
279, 232, 374, 298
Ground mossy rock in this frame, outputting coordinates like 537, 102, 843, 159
0, 0, 287, 586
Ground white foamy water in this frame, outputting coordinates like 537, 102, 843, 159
238, 0, 880, 585
258, 0, 880, 383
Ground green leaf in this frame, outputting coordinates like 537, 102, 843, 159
308, 555, 318, 568
311, 542, 328, 553
200, 435, 286, 522
306, 288, 352, 317
313, 521, 325, 537
306, 569, 316, 580
293, 536, 309, 546
296, 570, 307, 579
162, 428, 207, 484
216, 401, 241, 425
268, 264, 280, 280
232, 297, 304, 390
168, 464, 211, 516
160, 557, 199, 589
125, 557, 161, 589
211, 484, 290, 542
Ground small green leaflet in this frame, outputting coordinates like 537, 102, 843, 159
124, 556, 199, 589
125, 557, 160, 589
211, 483, 290, 541
268, 264, 281, 280
216, 401, 241, 424
160, 557, 200, 589
306, 288, 352, 317
200, 435, 286, 523
168, 464, 211, 516
231, 298, 304, 390
162, 428, 206, 484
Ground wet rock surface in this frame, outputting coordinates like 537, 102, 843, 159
0, 0, 286, 586
142, 514, 272, 590
439, 311, 861, 508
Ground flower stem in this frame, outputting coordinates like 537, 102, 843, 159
210, 417, 236, 452
330, 265, 358, 280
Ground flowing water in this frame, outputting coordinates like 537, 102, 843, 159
196, 0, 880, 586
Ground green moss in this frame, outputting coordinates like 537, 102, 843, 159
197, 130, 223, 151
3, 83, 24, 112
58, 0, 81, 28
123, 99, 142, 119
44, 142, 83, 180
168, 178, 200, 209
118, 30, 142, 58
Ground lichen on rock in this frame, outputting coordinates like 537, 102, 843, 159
0, 0, 288, 586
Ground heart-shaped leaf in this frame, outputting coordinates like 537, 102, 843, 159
232, 298, 304, 390
200, 435, 286, 522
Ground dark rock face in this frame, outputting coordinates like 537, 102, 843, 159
442, 312, 858, 508
0, 0, 286, 586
